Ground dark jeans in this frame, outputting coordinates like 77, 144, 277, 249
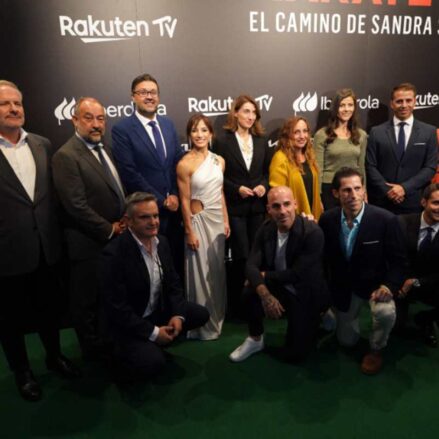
243, 283, 320, 361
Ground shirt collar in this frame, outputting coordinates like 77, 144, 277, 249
129, 229, 159, 254
341, 202, 365, 226
0, 128, 28, 148
393, 115, 414, 128
420, 212, 439, 233
135, 110, 157, 127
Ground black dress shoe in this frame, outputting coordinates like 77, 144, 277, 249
414, 313, 438, 348
46, 355, 82, 379
14, 370, 42, 402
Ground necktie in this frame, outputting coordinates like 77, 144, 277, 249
419, 227, 434, 252
396, 121, 406, 161
93, 144, 125, 214
148, 120, 166, 163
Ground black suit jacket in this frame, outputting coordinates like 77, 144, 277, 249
246, 216, 329, 311
99, 232, 187, 340
0, 133, 60, 276
52, 135, 125, 260
366, 119, 437, 213
319, 204, 406, 312
398, 213, 439, 292
213, 131, 270, 216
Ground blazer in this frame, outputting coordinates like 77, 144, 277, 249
111, 114, 183, 206
319, 204, 406, 312
52, 135, 125, 261
269, 150, 323, 220
213, 131, 269, 216
246, 216, 329, 311
366, 119, 437, 213
398, 213, 439, 292
99, 232, 187, 340
0, 133, 60, 276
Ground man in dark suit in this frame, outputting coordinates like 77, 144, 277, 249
398, 183, 439, 347
52, 97, 126, 359
319, 167, 406, 375
366, 82, 437, 214
111, 73, 183, 232
0, 80, 79, 401
99, 192, 209, 379
229, 186, 329, 363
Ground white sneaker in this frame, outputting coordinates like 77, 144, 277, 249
229, 336, 264, 362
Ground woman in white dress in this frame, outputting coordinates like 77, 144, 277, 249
177, 114, 230, 340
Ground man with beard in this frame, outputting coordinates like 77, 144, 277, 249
52, 97, 126, 360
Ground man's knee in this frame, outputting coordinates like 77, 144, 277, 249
372, 301, 396, 325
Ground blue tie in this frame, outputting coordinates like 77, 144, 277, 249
148, 120, 166, 163
396, 121, 406, 161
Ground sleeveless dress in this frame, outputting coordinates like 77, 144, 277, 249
186, 152, 226, 340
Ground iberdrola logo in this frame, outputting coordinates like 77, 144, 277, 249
54, 98, 76, 125
292, 92, 318, 114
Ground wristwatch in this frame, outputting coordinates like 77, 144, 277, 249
412, 279, 421, 288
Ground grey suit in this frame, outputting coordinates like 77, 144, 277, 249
0, 133, 62, 371
52, 135, 125, 353
366, 119, 437, 213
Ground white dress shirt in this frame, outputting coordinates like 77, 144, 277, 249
393, 115, 414, 150
135, 111, 167, 158
235, 132, 253, 170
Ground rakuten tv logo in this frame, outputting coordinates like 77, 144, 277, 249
54, 98, 167, 125
188, 94, 273, 116
59, 15, 177, 43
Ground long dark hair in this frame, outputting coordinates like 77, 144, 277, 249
325, 88, 361, 146
223, 95, 265, 136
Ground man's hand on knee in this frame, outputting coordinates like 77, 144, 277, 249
156, 326, 175, 345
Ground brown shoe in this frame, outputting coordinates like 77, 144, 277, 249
361, 351, 383, 375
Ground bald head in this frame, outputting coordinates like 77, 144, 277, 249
267, 186, 297, 232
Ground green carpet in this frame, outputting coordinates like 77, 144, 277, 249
1, 313, 439, 439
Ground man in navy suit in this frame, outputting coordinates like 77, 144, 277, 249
99, 192, 209, 379
366, 82, 437, 214
398, 183, 439, 347
319, 167, 405, 375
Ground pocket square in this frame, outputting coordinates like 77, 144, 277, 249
413, 142, 426, 146
363, 240, 379, 245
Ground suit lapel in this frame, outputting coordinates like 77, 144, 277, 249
29, 136, 47, 205
265, 222, 277, 268
0, 148, 32, 202
385, 121, 400, 161
248, 136, 263, 176
228, 133, 250, 173
403, 119, 420, 156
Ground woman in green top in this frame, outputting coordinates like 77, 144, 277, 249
314, 88, 367, 209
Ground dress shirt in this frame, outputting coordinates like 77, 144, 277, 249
135, 111, 167, 158
393, 115, 414, 150
129, 230, 162, 342
235, 132, 253, 170
340, 202, 366, 260
418, 213, 439, 248
0, 129, 36, 201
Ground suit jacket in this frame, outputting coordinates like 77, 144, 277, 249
366, 119, 437, 213
398, 213, 439, 292
99, 232, 187, 340
111, 114, 183, 206
52, 135, 125, 261
213, 131, 269, 216
0, 133, 60, 276
319, 204, 406, 312
246, 216, 329, 311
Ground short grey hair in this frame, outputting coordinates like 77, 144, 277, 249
125, 192, 158, 217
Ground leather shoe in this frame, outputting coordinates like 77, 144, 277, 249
14, 370, 42, 402
46, 355, 82, 379
361, 351, 383, 375
229, 336, 264, 362
414, 313, 437, 348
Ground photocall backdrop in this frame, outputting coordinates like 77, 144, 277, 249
2, 0, 438, 149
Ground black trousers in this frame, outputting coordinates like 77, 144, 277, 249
243, 283, 320, 361
0, 260, 62, 372
113, 303, 209, 378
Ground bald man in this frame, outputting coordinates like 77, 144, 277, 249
229, 186, 329, 363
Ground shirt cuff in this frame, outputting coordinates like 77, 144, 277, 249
149, 326, 160, 342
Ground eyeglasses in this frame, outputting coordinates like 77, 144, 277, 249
133, 89, 158, 97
